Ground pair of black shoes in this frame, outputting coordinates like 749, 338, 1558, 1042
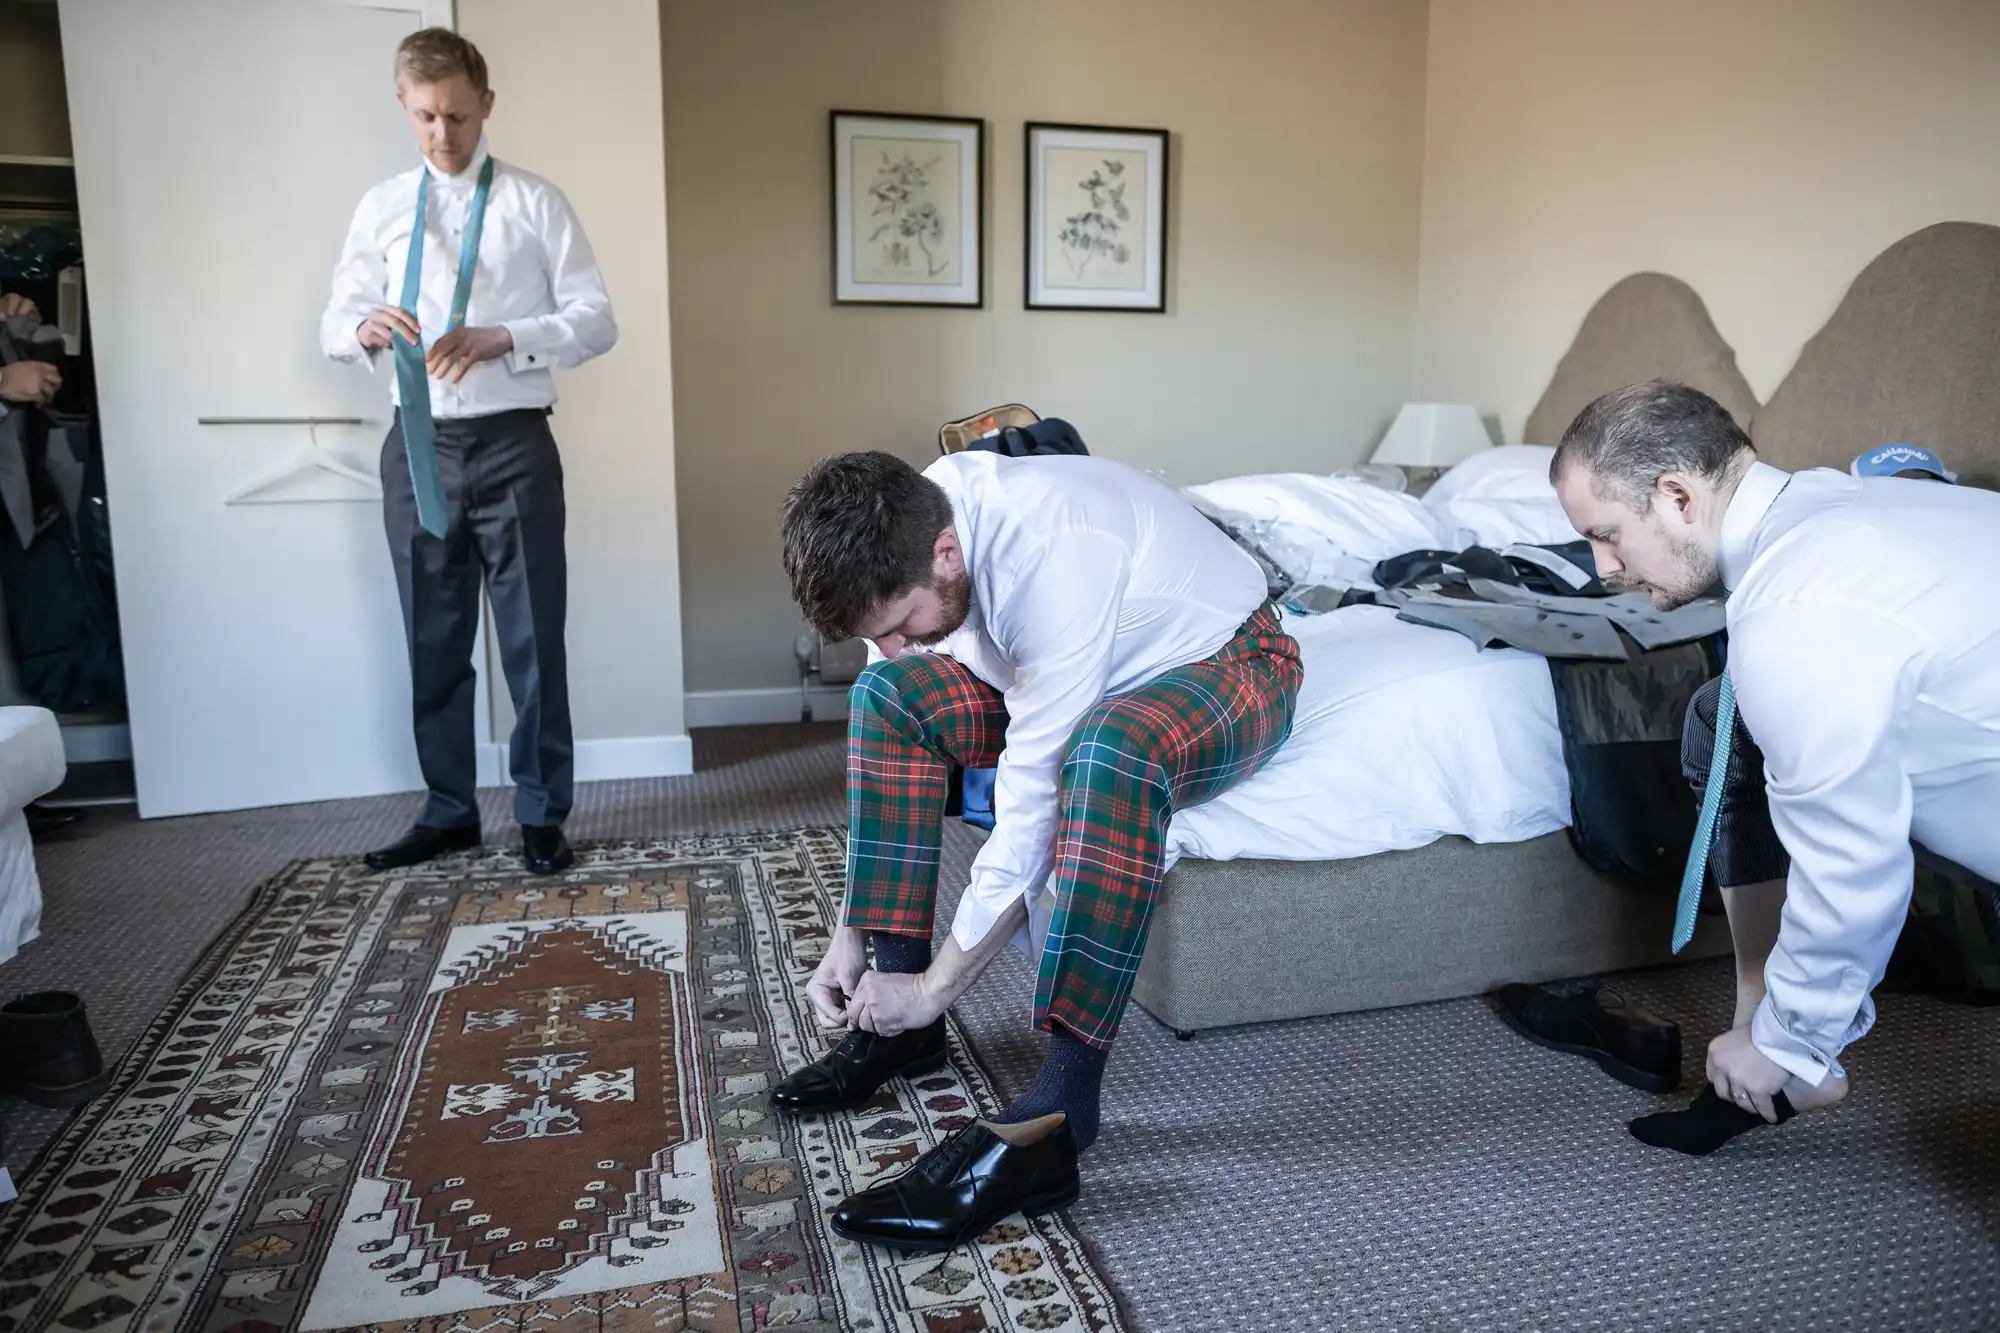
364, 823, 573, 876
1, 991, 110, 1109
769, 1018, 1081, 1253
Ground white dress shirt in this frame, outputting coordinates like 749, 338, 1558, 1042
1719, 462, 2000, 1084
910, 452, 1269, 954
320, 139, 617, 419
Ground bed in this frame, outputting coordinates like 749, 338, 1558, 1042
1132, 222, 2000, 1035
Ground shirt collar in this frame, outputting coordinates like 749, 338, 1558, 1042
1717, 460, 1792, 591
422, 137, 491, 186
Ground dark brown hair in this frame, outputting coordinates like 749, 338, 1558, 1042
395, 27, 490, 96
781, 452, 954, 640
1551, 379, 1753, 509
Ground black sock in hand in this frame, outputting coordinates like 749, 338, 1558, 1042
1629, 1083, 1797, 1156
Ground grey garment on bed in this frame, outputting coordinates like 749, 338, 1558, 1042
1379, 581, 1723, 661
1382, 589, 1629, 659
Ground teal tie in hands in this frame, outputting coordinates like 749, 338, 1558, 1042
392, 156, 495, 539
1674, 671, 1737, 953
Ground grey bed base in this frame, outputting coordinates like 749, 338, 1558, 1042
1132, 831, 1733, 1036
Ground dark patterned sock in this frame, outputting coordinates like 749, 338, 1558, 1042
869, 931, 931, 975
995, 1024, 1108, 1152
1630, 1083, 1797, 1156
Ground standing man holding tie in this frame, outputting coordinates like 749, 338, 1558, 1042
321, 27, 617, 875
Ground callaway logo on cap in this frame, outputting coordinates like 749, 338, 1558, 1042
1851, 443, 1954, 483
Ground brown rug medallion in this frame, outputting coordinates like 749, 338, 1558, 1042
0, 830, 1126, 1333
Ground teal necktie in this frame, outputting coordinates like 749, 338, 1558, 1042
393, 156, 495, 539
1674, 671, 1737, 952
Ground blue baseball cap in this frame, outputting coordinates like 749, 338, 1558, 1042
1852, 443, 1954, 482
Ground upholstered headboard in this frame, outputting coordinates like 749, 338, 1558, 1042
1751, 222, 2000, 490
1523, 273, 1759, 447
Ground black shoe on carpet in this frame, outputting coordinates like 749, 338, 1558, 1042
1490, 980, 1682, 1093
0, 991, 109, 1108
25, 803, 86, 841
522, 824, 575, 876
831, 1112, 1081, 1253
364, 822, 480, 871
770, 1016, 948, 1114
1630, 1083, 1797, 1156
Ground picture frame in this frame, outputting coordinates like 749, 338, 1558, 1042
1025, 122, 1170, 313
830, 111, 985, 307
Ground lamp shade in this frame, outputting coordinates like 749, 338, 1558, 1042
1369, 402, 1493, 469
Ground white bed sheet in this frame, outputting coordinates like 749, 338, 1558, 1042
1164, 606, 1570, 866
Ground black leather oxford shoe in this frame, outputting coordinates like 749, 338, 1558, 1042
364, 822, 480, 871
1491, 980, 1682, 1093
0, 991, 110, 1108
522, 824, 575, 876
770, 1017, 947, 1114
831, 1113, 1081, 1253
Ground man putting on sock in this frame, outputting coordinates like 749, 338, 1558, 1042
1552, 381, 2000, 1155
774, 448, 1301, 1249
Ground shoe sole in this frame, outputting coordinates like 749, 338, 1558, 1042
829, 1181, 1083, 1254
1489, 996, 1680, 1094
768, 1051, 949, 1115
0, 1071, 111, 1109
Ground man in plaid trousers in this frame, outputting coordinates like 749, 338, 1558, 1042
774, 448, 1301, 1249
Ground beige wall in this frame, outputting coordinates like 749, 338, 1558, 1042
458, 0, 688, 756
663, 0, 1430, 694
0, 2, 70, 159
1416, 0, 2000, 443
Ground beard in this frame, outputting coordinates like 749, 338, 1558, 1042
1608, 527, 1717, 610
908, 570, 973, 646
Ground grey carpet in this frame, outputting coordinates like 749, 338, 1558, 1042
5, 723, 1997, 1330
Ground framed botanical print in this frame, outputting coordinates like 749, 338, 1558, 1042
830, 111, 985, 307
1025, 122, 1169, 312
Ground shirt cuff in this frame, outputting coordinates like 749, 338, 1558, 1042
1750, 996, 1841, 1088
501, 318, 552, 373
949, 883, 1028, 953
325, 317, 381, 367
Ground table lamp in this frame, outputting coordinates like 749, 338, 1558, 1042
1369, 402, 1493, 485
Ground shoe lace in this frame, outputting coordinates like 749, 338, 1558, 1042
827, 1029, 877, 1065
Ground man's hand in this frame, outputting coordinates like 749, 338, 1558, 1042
0, 293, 37, 320
806, 925, 868, 1030
849, 969, 946, 1039
1708, 1026, 1791, 1123
426, 325, 512, 383
0, 361, 60, 407
357, 305, 423, 352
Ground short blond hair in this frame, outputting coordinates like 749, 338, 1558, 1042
395, 27, 489, 96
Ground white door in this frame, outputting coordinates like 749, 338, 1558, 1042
60, 0, 478, 817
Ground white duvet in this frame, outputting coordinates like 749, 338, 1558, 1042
1162, 605, 1570, 866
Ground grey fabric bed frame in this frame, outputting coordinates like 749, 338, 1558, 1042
1134, 222, 2000, 1035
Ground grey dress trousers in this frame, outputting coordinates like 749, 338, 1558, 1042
382, 405, 572, 830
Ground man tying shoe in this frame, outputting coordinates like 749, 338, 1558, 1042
322, 28, 616, 876
1551, 381, 2000, 1155
776, 448, 1301, 1249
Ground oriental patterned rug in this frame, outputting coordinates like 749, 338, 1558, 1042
0, 830, 1125, 1333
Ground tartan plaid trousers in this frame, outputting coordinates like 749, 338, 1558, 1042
843, 604, 1303, 1050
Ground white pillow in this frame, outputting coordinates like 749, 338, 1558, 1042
1421, 443, 1579, 548
1422, 444, 1558, 509
1184, 473, 1452, 585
